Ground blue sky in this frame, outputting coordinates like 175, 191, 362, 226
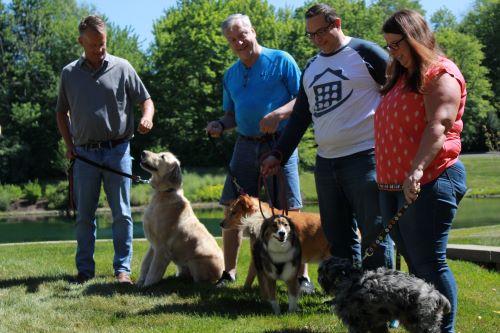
76, 0, 474, 50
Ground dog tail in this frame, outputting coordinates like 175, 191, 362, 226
241, 214, 266, 237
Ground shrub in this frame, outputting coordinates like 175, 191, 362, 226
130, 183, 151, 206
191, 184, 224, 202
0, 184, 23, 211
182, 168, 225, 199
44, 181, 69, 210
23, 180, 42, 203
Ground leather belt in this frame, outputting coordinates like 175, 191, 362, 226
239, 133, 277, 143
79, 138, 128, 149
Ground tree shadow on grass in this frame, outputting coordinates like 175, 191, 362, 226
85, 276, 332, 318
0, 274, 74, 293
84, 275, 270, 316
264, 328, 317, 333
130, 290, 333, 319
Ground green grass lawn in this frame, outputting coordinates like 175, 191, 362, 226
0, 239, 498, 333
460, 154, 500, 197
298, 153, 500, 201
449, 225, 500, 246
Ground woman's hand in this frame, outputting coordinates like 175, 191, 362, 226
403, 168, 423, 203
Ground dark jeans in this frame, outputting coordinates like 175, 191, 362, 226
220, 136, 302, 210
379, 160, 467, 333
314, 149, 394, 270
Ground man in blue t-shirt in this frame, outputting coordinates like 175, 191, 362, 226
206, 13, 313, 294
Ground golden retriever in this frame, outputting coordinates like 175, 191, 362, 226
220, 194, 331, 289
137, 150, 223, 287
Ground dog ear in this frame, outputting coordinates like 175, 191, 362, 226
242, 194, 253, 210
168, 162, 182, 187
286, 216, 300, 246
259, 216, 273, 239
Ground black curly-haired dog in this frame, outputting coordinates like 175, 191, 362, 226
318, 256, 451, 333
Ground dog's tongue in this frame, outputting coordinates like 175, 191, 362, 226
274, 235, 286, 242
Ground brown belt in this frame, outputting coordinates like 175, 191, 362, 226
79, 138, 128, 149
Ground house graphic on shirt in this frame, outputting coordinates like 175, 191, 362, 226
308, 68, 353, 118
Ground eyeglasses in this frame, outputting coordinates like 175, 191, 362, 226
305, 23, 334, 39
385, 37, 405, 51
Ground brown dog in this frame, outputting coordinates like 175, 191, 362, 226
221, 194, 331, 288
137, 150, 224, 287
253, 215, 302, 314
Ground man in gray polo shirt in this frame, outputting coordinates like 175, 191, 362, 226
56, 15, 155, 285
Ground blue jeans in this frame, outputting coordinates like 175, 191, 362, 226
379, 160, 467, 333
74, 142, 133, 277
314, 149, 393, 270
220, 136, 302, 210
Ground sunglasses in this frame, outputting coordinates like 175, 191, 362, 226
385, 37, 405, 51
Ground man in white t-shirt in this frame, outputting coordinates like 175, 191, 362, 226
261, 3, 393, 271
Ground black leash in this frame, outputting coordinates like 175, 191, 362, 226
257, 172, 289, 219
74, 154, 150, 184
257, 150, 288, 219
66, 154, 149, 217
362, 201, 413, 266
207, 133, 245, 195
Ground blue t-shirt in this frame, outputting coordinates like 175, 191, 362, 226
222, 47, 301, 137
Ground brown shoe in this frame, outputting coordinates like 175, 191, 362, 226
116, 272, 133, 285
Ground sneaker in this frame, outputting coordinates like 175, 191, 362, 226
116, 272, 134, 285
70, 272, 93, 285
298, 276, 315, 295
389, 319, 400, 329
215, 270, 235, 288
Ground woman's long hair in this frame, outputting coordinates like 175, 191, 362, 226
381, 9, 443, 95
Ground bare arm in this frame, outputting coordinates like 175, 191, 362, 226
260, 98, 296, 134
137, 98, 155, 134
403, 73, 461, 202
56, 111, 75, 159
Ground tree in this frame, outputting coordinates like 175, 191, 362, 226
436, 28, 494, 151
147, 0, 301, 166
460, 0, 500, 150
0, 0, 149, 183
430, 7, 458, 30
461, 0, 499, 108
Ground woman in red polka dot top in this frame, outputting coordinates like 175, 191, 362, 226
374, 9, 467, 333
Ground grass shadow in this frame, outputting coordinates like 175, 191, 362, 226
0, 274, 73, 293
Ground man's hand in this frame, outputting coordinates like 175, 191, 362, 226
65, 144, 76, 160
260, 111, 280, 134
260, 155, 281, 177
137, 117, 153, 134
206, 120, 224, 138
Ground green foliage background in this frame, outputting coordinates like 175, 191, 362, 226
0, 0, 498, 184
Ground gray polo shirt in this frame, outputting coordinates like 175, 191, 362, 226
56, 53, 151, 145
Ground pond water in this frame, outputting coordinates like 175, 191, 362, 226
0, 197, 499, 244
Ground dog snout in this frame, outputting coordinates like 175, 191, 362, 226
278, 230, 286, 238
219, 219, 227, 229
141, 151, 147, 161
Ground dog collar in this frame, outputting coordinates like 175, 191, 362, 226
151, 184, 176, 192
